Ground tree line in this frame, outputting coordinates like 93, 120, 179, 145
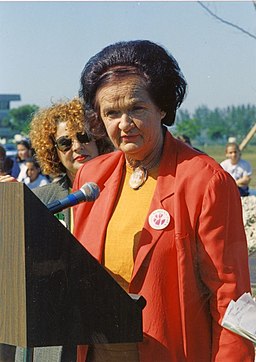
1, 104, 39, 136
2, 103, 256, 145
173, 104, 256, 145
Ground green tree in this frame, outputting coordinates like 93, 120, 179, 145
3, 104, 39, 134
205, 108, 228, 141
191, 104, 256, 143
224, 105, 256, 142
175, 109, 201, 139
175, 117, 201, 140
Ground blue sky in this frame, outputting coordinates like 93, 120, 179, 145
1, 1, 255, 114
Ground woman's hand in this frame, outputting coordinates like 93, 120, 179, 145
0, 174, 18, 182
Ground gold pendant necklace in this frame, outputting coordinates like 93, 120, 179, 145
129, 167, 148, 190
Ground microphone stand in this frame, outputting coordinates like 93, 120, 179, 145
23, 347, 33, 362
15, 346, 33, 362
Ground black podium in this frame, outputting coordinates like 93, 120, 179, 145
0, 183, 145, 351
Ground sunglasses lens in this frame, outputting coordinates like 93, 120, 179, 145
56, 137, 72, 152
55, 133, 91, 152
77, 133, 91, 144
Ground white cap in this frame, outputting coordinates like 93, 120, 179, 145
228, 137, 237, 143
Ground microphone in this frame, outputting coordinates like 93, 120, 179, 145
47, 182, 100, 214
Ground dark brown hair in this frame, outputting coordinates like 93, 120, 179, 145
79, 40, 187, 137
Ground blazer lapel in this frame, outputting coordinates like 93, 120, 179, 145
131, 132, 178, 280
79, 152, 125, 261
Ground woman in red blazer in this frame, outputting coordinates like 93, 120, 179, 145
73, 40, 254, 362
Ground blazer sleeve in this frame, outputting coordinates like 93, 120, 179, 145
197, 170, 255, 361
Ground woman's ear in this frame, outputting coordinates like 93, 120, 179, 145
160, 110, 166, 120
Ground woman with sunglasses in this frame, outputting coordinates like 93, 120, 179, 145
29, 97, 114, 228
0, 98, 114, 362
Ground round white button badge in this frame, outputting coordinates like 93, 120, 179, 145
148, 209, 170, 230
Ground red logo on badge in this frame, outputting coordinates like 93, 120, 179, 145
148, 209, 170, 230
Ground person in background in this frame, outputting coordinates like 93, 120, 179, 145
0, 98, 114, 362
29, 98, 114, 219
13, 140, 32, 181
0, 144, 14, 176
220, 142, 252, 197
176, 134, 192, 146
177, 134, 204, 153
23, 157, 50, 189
73, 40, 254, 361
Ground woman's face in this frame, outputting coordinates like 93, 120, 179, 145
17, 144, 30, 160
26, 162, 40, 182
96, 75, 166, 161
55, 121, 99, 181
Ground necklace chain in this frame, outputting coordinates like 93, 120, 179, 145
126, 139, 163, 190
128, 150, 162, 190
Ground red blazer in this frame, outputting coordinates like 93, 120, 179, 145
73, 132, 254, 362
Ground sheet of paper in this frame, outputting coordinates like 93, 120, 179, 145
221, 292, 256, 343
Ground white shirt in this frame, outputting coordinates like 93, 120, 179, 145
17, 161, 27, 182
24, 174, 50, 189
220, 158, 252, 190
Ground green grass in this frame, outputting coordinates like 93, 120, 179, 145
198, 144, 256, 189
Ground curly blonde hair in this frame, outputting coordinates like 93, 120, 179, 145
29, 98, 114, 177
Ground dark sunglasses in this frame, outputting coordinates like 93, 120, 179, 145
55, 133, 92, 152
